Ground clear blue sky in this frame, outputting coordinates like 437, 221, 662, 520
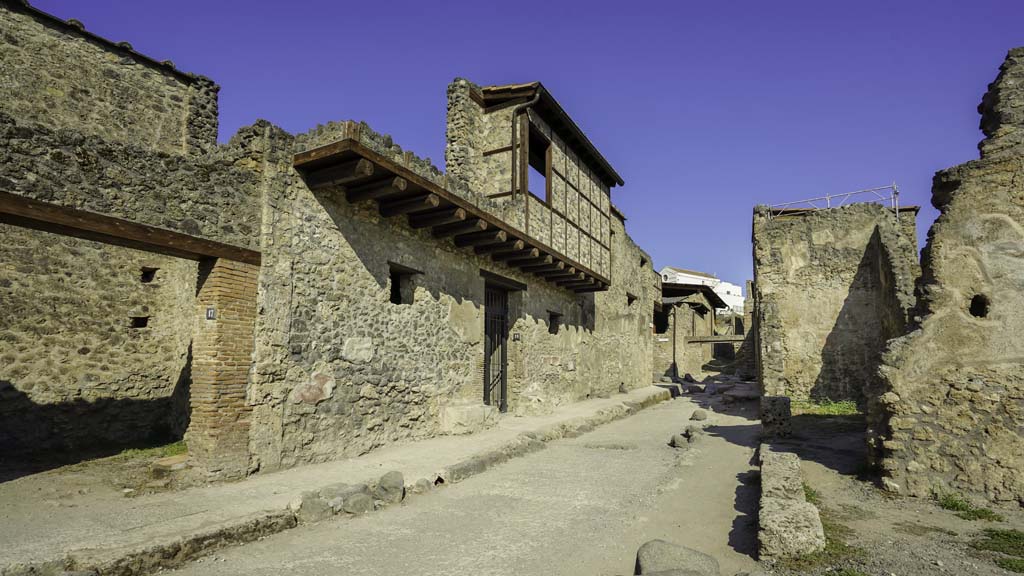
35, 0, 1024, 287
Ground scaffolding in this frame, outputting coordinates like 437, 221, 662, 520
766, 183, 900, 221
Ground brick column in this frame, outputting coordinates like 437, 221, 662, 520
186, 258, 258, 478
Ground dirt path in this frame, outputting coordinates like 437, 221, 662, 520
169, 394, 762, 576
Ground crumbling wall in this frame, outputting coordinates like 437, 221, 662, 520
246, 121, 656, 472
0, 224, 196, 451
874, 48, 1024, 503
0, 1, 218, 155
752, 204, 918, 402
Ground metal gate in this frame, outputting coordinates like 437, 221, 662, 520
483, 285, 509, 412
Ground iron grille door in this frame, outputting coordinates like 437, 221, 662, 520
483, 285, 509, 412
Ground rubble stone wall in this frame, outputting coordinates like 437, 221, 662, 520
246, 124, 656, 472
875, 48, 1024, 503
0, 113, 262, 252
752, 204, 918, 402
0, 1, 218, 155
0, 224, 197, 451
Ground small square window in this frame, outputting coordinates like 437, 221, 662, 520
388, 263, 421, 305
129, 316, 150, 329
627, 292, 637, 306
548, 311, 562, 335
140, 267, 159, 283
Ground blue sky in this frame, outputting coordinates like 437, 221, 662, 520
34, 0, 1024, 287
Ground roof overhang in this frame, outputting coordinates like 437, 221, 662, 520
293, 137, 610, 293
476, 82, 624, 189
662, 282, 728, 310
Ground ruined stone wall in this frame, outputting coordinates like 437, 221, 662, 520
0, 112, 263, 459
0, 224, 196, 451
246, 123, 655, 472
752, 204, 918, 402
0, 113, 261, 251
875, 48, 1024, 503
0, 1, 218, 155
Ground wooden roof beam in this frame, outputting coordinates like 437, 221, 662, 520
521, 260, 564, 273
346, 176, 409, 203
455, 229, 507, 248
432, 218, 487, 238
475, 239, 525, 256
408, 206, 466, 229
305, 158, 375, 190
507, 254, 552, 267
379, 193, 440, 217
555, 273, 588, 286
491, 246, 539, 261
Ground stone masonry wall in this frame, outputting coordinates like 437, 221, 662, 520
0, 1, 218, 155
245, 122, 656, 472
875, 48, 1024, 503
0, 224, 197, 452
0, 113, 262, 252
752, 204, 919, 402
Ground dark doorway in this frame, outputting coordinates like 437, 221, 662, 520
484, 284, 509, 412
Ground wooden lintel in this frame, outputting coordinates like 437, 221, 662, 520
408, 206, 466, 229
305, 158, 375, 189
379, 193, 440, 218
574, 283, 607, 293
474, 239, 524, 256
433, 218, 487, 238
0, 191, 261, 265
346, 176, 409, 203
491, 246, 539, 261
454, 229, 507, 248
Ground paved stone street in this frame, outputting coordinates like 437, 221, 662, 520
170, 396, 761, 576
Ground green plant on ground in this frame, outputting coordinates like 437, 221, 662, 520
958, 507, 1005, 522
114, 440, 187, 461
938, 492, 972, 512
996, 557, 1024, 573
803, 482, 821, 505
971, 529, 1024, 556
972, 529, 1024, 573
937, 493, 1005, 521
791, 399, 861, 416
833, 569, 870, 576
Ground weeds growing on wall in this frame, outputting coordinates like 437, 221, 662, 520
791, 399, 860, 416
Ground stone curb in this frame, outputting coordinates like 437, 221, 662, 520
3, 387, 670, 576
756, 443, 826, 562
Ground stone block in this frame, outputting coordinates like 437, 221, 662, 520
759, 450, 803, 501
689, 409, 708, 421
760, 396, 791, 438
758, 497, 825, 561
634, 539, 720, 576
373, 471, 405, 505
293, 490, 332, 524
440, 403, 499, 435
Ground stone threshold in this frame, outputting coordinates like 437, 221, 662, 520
1, 386, 670, 576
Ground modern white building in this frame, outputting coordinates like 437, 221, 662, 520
659, 266, 745, 314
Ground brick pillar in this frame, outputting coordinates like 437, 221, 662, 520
186, 258, 258, 478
